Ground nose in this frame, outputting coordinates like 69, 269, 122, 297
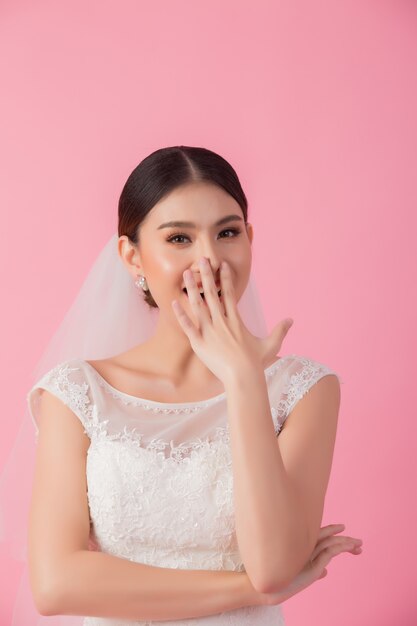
190, 255, 221, 286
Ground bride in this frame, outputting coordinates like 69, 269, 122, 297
1, 145, 362, 625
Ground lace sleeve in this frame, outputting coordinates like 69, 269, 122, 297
271, 355, 343, 436
26, 360, 95, 441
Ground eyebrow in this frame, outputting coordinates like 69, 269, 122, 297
157, 214, 244, 230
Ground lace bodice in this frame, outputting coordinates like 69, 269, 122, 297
27, 354, 342, 626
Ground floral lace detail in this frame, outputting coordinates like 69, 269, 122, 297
44, 362, 94, 417
28, 361, 238, 454
27, 362, 97, 439
84, 428, 287, 625
28, 355, 340, 445
91, 420, 233, 462
270, 355, 342, 435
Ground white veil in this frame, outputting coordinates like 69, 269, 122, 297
0, 231, 268, 625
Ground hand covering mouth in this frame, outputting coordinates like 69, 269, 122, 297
182, 286, 222, 300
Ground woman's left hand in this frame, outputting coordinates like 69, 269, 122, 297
171, 257, 294, 385
254, 524, 363, 607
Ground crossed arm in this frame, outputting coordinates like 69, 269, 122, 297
28, 367, 340, 618
223, 362, 341, 594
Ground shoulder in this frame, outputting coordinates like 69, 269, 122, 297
283, 353, 342, 387
28, 358, 87, 392
294, 353, 341, 399
278, 356, 341, 445
269, 353, 342, 434
84, 357, 121, 379
285, 353, 341, 413
27, 358, 96, 439
83, 355, 145, 394
83, 349, 165, 399
86, 346, 147, 378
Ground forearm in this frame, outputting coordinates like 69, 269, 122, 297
224, 362, 310, 592
44, 550, 258, 620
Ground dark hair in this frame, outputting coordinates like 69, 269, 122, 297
118, 145, 249, 308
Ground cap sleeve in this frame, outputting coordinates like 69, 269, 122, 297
26, 359, 95, 441
271, 355, 343, 436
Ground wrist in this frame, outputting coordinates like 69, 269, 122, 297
223, 358, 264, 391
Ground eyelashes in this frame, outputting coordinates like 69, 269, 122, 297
166, 228, 242, 245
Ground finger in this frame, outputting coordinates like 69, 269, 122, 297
183, 268, 210, 326
325, 541, 361, 559
198, 257, 224, 321
310, 537, 348, 561
312, 542, 352, 570
264, 318, 294, 358
171, 299, 201, 344
220, 261, 240, 323
317, 524, 346, 540
318, 535, 362, 554
311, 536, 362, 562
310, 542, 361, 578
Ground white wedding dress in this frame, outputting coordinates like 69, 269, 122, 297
27, 353, 341, 626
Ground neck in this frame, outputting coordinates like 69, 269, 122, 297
129, 309, 218, 388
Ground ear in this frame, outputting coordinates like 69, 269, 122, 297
246, 222, 254, 245
118, 235, 144, 279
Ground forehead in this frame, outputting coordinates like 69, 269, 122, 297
143, 181, 242, 228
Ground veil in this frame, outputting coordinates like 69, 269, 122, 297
0, 232, 268, 625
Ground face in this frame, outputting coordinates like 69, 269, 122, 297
119, 181, 254, 319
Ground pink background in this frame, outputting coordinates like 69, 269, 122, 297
1, 0, 416, 624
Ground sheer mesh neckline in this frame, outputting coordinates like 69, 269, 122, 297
80, 355, 290, 409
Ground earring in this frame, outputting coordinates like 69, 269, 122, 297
135, 275, 149, 291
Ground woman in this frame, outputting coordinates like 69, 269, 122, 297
7, 146, 362, 625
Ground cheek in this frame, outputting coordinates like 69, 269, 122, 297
231, 247, 252, 275
147, 254, 185, 295
148, 249, 181, 274
228, 248, 252, 296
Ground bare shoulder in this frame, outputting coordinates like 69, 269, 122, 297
87, 346, 145, 372
86, 348, 157, 398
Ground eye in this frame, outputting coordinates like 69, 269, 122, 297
221, 228, 241, 238
166, 233, 190, 244
166, 228, 241, 245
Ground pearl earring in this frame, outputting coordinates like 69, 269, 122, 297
135, 275, 149, 291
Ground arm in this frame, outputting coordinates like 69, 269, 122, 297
46, 551, 256, 619
50, 520, 359, 620
63, 518, 361, 621
223, 361, 340, 594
